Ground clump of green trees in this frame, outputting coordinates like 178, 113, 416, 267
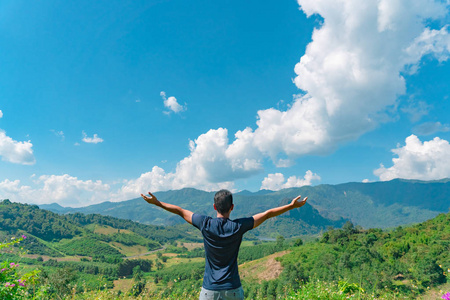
278, 215, 450, 298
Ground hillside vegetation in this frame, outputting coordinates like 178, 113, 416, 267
1, 198, 450, 299
0, 199, 200, 258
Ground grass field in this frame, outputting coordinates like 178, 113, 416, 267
180, 242, 203, 250
110, 242, 148, 257
90, 224, 134, 235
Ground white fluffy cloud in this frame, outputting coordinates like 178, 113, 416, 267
195, 0, 448, 166
261, 170, 321, 191
404, 26, 450, 71
374, 135, 450, 181
112, 128, 264, 199
0, 174, 110, 207
271, 0, 448, 159
160, 91, 186, 114
0, 179, 32, 195
112, 1, 450, 196
111, 165, 234, 201
82, 131, 104, 144
0, 110, 35, 165
0, 130, 35, 165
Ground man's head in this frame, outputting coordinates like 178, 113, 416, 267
214, 189, 233, 215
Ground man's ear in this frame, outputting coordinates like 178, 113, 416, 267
213, 204, 217, 211
230, 204, 234, 211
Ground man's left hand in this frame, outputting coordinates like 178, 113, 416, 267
291, 195, 307, 208
141, 192, 158, 205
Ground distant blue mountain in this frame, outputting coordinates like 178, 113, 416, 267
39, 179, 450, 231
236, 189, 274, 196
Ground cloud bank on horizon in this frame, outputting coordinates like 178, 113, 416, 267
1, 0, 449, 206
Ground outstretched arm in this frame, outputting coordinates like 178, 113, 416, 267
141, 192, 193, 225
252, 195, 307, 229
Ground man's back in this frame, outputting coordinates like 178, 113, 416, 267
192, 214, 254, 290
141, 190, 307, 299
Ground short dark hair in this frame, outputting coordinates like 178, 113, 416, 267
214, 189, 233, 214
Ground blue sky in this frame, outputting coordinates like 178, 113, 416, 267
0, 0, 449, 206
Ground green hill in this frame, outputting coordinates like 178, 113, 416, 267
2, 197, 450, 299
0, 199, 200, 257
273, 211, 450, 298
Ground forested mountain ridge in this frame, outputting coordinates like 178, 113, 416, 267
0, 199, 199, 257
40, 179, 450, 230
39, 188, 347, 238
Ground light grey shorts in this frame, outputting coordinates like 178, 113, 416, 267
199, 286, 244, 300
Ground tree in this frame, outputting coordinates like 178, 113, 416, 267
276, 235, 285, 248
45, 267, 77, 299
132, 266, 143, 282
293, 238, 303, 247
129, 266, 145, 297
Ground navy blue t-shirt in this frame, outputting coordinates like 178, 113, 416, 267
192, 214, 254, 290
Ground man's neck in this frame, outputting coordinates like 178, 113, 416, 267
216, 212, 230, 219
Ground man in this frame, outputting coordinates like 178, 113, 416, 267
141, 189, 307, 300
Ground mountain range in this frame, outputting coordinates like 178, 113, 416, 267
38, 179, 450, 234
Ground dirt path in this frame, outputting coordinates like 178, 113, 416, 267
239, 250, 290, 282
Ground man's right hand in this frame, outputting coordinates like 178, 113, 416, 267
140, 192, 193, 224
291, 195, 307, 208
141, 192, 158, 205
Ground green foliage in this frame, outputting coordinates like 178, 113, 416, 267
0, 201, 82, 241
238, 241, 288, 263
243, 279, 294, 300
64, 212, 198, 244
252, 197, 347, 238
21, 236, 62, 256
39, 267, 77, 298
109, 232, 160, 250
280, 213, 450, 297
88, 230, 161, 250
0, 236, 43, 299
92, 254, 123, 264
129, 266, 145, 297
57, 238, 123, 257
177, 247, 205, 258
0, 200, 196, 260
154, 261, 204, 283
164, 245, 188, 254
3, 192, 450, 299
43, 260, 119, 279
286, 278, 410, 300
118, 259, 152, 277
293, 238, 303, 247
